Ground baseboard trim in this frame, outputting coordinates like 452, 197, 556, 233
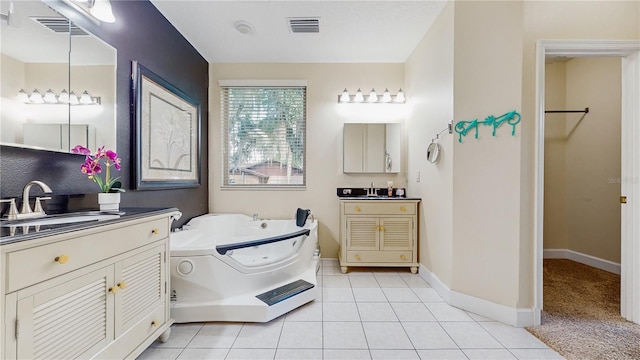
543, 249, 621, 275
418, 264, 536, 327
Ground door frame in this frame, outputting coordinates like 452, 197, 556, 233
534, 39, 640, 325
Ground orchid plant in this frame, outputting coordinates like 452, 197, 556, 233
72, 145, 125, 193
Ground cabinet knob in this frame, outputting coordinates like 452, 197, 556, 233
379, 226, 385, 231
108, 286, 119, 294
54, 255, 69, 264
151, 320, 158, 327
400, 206, 406, 212
400, 255, 407, 261
151, 228, 160, 235
355, 254, 361, 261
355, 206, 361, 212
117, 281, 127, 289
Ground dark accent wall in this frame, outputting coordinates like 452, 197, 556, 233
0, 0, 208, 226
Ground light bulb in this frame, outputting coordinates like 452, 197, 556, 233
368, 88, 378, 102
69, 91, 80, 105
89, 0, 116, 23
354, 88, 364, 102
79, 90, 93, 105
340, 88, 350, 103
17, 89, 29, 103
381, 88, 392, 103
58, 89, 69, 103
395, 88, 405, 103
29, 89, 44, 104
43, 89, 58, 103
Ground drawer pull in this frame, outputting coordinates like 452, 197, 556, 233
54, 255, 69, 264
355, 206, 361, 212
117, 281, 127, 289
108, 286, 119, 294
355, 254, 361, 261
151, 320, 158, 327
151, 228, 160, 235
400, 206, 407, 212
400, 255, 407, 260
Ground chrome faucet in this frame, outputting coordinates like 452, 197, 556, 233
367, 182, 377, 197
18, 180, 52, 219
253, 213, 259, 221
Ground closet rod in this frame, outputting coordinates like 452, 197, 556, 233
545, 107, 589, 114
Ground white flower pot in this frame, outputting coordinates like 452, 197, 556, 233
98, 192, 120, 211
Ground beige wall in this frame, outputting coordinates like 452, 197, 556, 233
1, 54, 26, 144
405, 2, 454, 287
543, 62, 568, 250
451, 0, 524, 308
565, 57, 621, 263
209, 63, 406, 259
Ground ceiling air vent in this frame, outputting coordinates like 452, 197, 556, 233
31, 17, 89, 36
287, 17, 320, 33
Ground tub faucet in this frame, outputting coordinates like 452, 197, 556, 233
19, 180, 52, 219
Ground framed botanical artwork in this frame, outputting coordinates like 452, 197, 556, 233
132, 61, 201, 189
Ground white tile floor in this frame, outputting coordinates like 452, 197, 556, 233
138, 259, 564, 360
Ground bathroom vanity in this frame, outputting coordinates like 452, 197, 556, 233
0, 208, 179, 360
338, 198, 420, 274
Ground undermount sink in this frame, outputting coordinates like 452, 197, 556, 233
0, 211, 123, 227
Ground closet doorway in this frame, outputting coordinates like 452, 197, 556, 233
534, 40, 640, 326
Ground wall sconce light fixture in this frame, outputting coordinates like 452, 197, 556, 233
339, 88, 405, 104
18, 89, 100, 105
62, 0, 116, 24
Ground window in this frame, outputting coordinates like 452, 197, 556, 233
220, 82, 306, 187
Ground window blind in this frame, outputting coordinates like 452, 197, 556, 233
221, 86, 306, 187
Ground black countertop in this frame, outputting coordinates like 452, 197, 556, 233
0, 207, 180, 246
337, 197, 422, 201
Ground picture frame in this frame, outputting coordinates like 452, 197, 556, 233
132, 61, 201, 189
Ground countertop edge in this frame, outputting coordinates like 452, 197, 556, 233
0, 207, 180, 246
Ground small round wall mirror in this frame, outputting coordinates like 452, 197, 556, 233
426, 142, 441, 164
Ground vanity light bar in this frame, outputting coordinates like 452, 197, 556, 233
18, 89, 101, 105
338, 88, 405, 104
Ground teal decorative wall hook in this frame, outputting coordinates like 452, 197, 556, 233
454, 110, 521, 143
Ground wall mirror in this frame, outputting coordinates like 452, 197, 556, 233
343, 123, 401, 173
0, 1, 116, 153
426, 141, 441, 164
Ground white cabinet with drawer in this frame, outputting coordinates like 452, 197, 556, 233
1, 210, 178, 360
339, 200, 420, 274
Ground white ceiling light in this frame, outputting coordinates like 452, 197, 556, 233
61, 0, 116, 24
234, 20, 254, 35
89, 0, 115, 23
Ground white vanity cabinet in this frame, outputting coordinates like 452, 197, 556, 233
339, 200, 420, 274
1, 211, 177, 360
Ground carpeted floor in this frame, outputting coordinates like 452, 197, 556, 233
526, 259, 640, 360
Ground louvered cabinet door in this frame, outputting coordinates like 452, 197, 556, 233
114, 244, 166, 339
15, 267, 114, 360
115, 245, 165, 337
345, 217, 379, 251
379, 217, 414, 251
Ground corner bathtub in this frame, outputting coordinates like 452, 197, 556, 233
169, 213, 319, 323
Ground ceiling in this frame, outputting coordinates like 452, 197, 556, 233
149, 1, 447, 63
